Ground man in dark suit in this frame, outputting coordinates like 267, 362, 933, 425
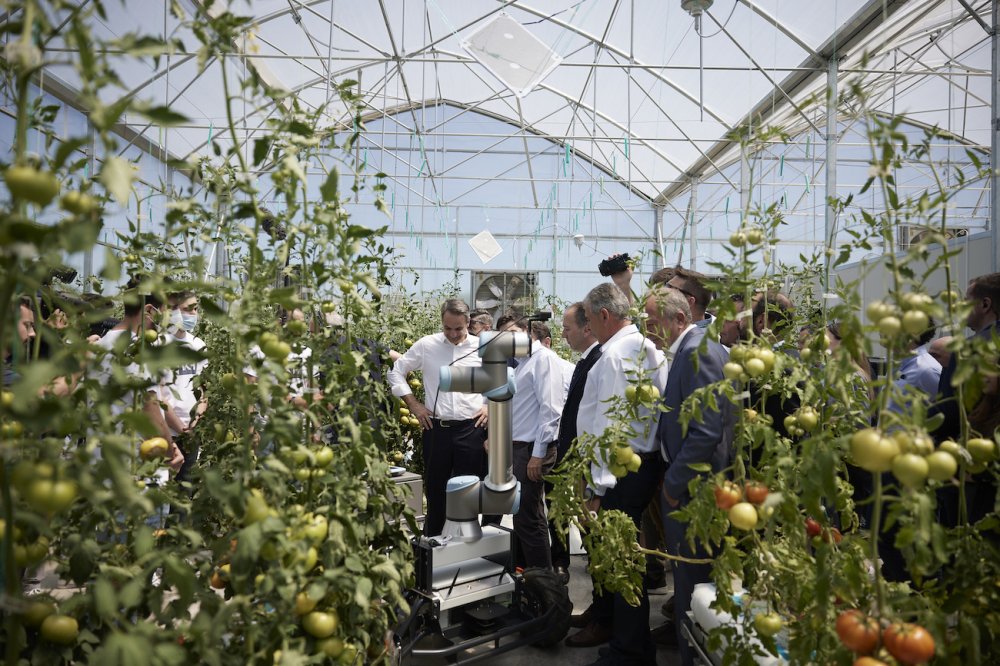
645, 287, 733, 666
550, 302, 602, 587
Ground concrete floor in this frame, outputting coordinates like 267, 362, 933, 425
484, 553, 682, 666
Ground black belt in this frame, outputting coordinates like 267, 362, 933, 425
432, 417, 476, 427
513, 441, 557, 448
638, 450, 661, 461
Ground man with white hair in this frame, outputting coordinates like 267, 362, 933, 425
645, 286, 733, 666
564, 283, 665, 665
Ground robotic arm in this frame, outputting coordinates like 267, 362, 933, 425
437, 314, 549, 542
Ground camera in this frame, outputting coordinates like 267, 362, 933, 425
598, 253, 631, 277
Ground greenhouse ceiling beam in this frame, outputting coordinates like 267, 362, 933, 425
956, 0, 992, 36
507, 0, 731, 128
250, 0, 390, 56
376, 0, 441, 202
655, 0, 911, 206
736, 0, 819, 59
706, 10, 822, 136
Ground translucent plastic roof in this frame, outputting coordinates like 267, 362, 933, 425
37, 0, 990, 199
24, 0, 995, 291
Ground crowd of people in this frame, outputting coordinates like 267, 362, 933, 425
388, 263, 1000, 666
5, 263, 999, 666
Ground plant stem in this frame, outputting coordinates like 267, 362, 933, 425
871, 472, 886, 618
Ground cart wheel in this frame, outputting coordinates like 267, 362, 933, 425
520, 567, 571, 647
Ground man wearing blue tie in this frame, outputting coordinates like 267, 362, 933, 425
644, 287, 734, 666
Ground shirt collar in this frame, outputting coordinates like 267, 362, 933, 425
602, 323, 638, 348
667, 324, 697, 359
582, 341, 600, 357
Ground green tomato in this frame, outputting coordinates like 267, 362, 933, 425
40, 614, 79, 645
4, 166, 60, 206
318, 637, 344, 658
877, 315, 902, 338
625, 385, 637, 402
744, 358, 766, 378
302, 610, 339, 638
967, 438, 996, 464
723, 362, 743, 381
925, 451, 958, 481
728, 502, 758, 531
625, 452, 642, 474
891, 453, 929, 488
243, 490, 270, 525
754, 612, 784, 637
901, 309, 929, 335
850, 428, 899, 473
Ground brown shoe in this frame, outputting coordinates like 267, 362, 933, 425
564, 621, 612, 648
569, 604, 593, 629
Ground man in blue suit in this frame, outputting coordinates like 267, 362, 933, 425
644, 287, 734, 666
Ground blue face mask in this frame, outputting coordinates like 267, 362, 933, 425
181, 313, 199, 332
169, 309, 184, 330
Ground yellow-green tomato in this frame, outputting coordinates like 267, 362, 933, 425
302, 610, 339, 638
877, 316, 902, 338
294, 592, 319, 616
902, 310, 929, 336
625, 452, 642, 474
754, 612, 784, 637
318, 637, 344, 658
744, 358, 766, 378
967, 438, 997, 464
925, 451, 958, 481
40, 614, 79, 645
891, 453, 929, 488
614, 445, 633, 466
728, 502, 759, 531
723, 362, 743, 381
850, 429, 900, 473
4, 166, 60, 206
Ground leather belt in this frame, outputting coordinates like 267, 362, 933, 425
432, 417, 476, 427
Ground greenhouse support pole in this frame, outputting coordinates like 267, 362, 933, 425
654, 204, 665, 268
825, 56, 839, 292
82, 125, 97, 292
688, 175, 700, 270
992, 0, 999, 272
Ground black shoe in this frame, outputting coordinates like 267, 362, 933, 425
554, 565, 570, 586
570, 604, 593, 629
651, 620, 679, 647
564, 621, 612, 648
660, 594, 675, 620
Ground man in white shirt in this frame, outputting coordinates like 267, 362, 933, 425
388, 299, 488, 537
565, 284, 665, 664
502, 318, 567, 570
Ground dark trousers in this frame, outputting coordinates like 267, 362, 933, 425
593, 453, 663, 665
512, 442, 556, 570
662, 491, 713, 666
422, 419, 487, 537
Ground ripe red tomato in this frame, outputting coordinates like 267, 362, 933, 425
805, 517, 822, 537
836, 610, 880, 654
883, 623, 935, 665
714, 482, 742, 510
744, 482, 769, 505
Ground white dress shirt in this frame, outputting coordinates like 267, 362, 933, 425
511, 345, 568, 458
388, 332, 484, 420
556, 354, 574, 395
665, 324, 697, 375
577, 324, 666, 496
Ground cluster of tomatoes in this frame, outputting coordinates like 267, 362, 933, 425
724, 345, 777, 382
714, 480, 770, 531
849, 427, 996, 488
865, 294, 934, 340
728, 226, 766, 248
837, 610, 935, 665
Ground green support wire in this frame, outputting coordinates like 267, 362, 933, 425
805, 174, 811, 193
779, 154, 785, 177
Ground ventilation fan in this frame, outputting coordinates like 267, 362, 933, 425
472, 272, 538, 321
899, 226, 968, 249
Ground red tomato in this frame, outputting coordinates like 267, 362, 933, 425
744, 482, 769, 505
836, 610, 880, 654
805, 517, 822, 537
714, 482, 742, 510
883, 623, 935, 665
